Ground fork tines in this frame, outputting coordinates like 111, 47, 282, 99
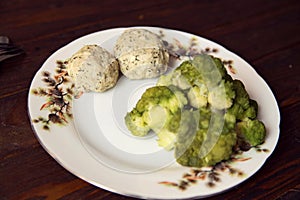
0, 39, 24, 62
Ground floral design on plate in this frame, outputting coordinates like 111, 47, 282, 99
31, 61, 74, 130
159, 146, 269, 191
158, 30, 236, 74
159, 155, 249, 190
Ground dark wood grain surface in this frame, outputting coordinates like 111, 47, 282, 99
1, 0, 299, 199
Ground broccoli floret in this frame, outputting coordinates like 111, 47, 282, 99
174, 110, 200, 159
154, 108, 183, 150
175, 107, 237, 167
157, 129, 178, 151
198, 106, 211, 129
135, 86, 180, 114
157, 70, 190, 89
191, 55, 236, 110
142, 105, 168, 133
212, 57, 228, 78
171, 71, 193, 90
227, 80, 258, 120
233, 79, 250, 109
167, 85, 188, 109
226, 103, 244, 120
125, 86, 184, 149
157, 60, 202, 90
176, 130, 237, 167
158, 55, 236, 110
187, 84, 208, 108
192, 54, 223, 88
223, 80, 264, 150
174, 61, 204, 86
243, 99, 258, 119
236, 118, 266, 147
157, 55, 230, 91
154, 108, 182, 150
156, 72, 173, 87
125, 109, 151, 136
211, 57, 234, 82
208, 80, 236, 109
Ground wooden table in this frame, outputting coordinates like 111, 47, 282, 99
1, 0, 299, 199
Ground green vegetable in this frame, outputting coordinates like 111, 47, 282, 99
227, 80, 258, 120
236, 118, 266, 147
157, 60, 202, 89
225, 79, 265, 148
207, 79, 236, 109
187, 84, 208, 108
125, 109, 151, 137
176, 129, 237, 167
175, 108, 237, 167
125, 54, 266, 168
125, 86, 186, 150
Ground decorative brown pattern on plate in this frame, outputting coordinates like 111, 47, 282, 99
159, 30, 236, 74
159, 145, 269, 191
159, 30, 206, 58
31, 61, 74, 130
159, 155, 249, 190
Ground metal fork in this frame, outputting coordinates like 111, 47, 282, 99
0, 36, 24, 62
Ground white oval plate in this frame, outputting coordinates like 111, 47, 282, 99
28, 26, 280, 199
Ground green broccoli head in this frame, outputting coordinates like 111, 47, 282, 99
157, 129, 177, 151
201, 131, 237, 167
125, 109, 151, 137
125, 86, 185, 149
154, 107, 183, 150
227, 79, 258, 120
174, 60, 203, 87
167, 85, 188, 109
198, 106, 211, 129
134, 86, 181, 114
158, 55, 225, 90
158, 55, 236, 110
157, 60, 203, 90
211, 57, 228, 79
236, 118, 266, 148
175, 107, 237, 167
174, 110, 200, 159
226, 100, 258, 122
176, 128, 237, 167
243, 99, 258, 119
233, 79, 250, 109
125, 54, 267, 168
192, 54, 228, 88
